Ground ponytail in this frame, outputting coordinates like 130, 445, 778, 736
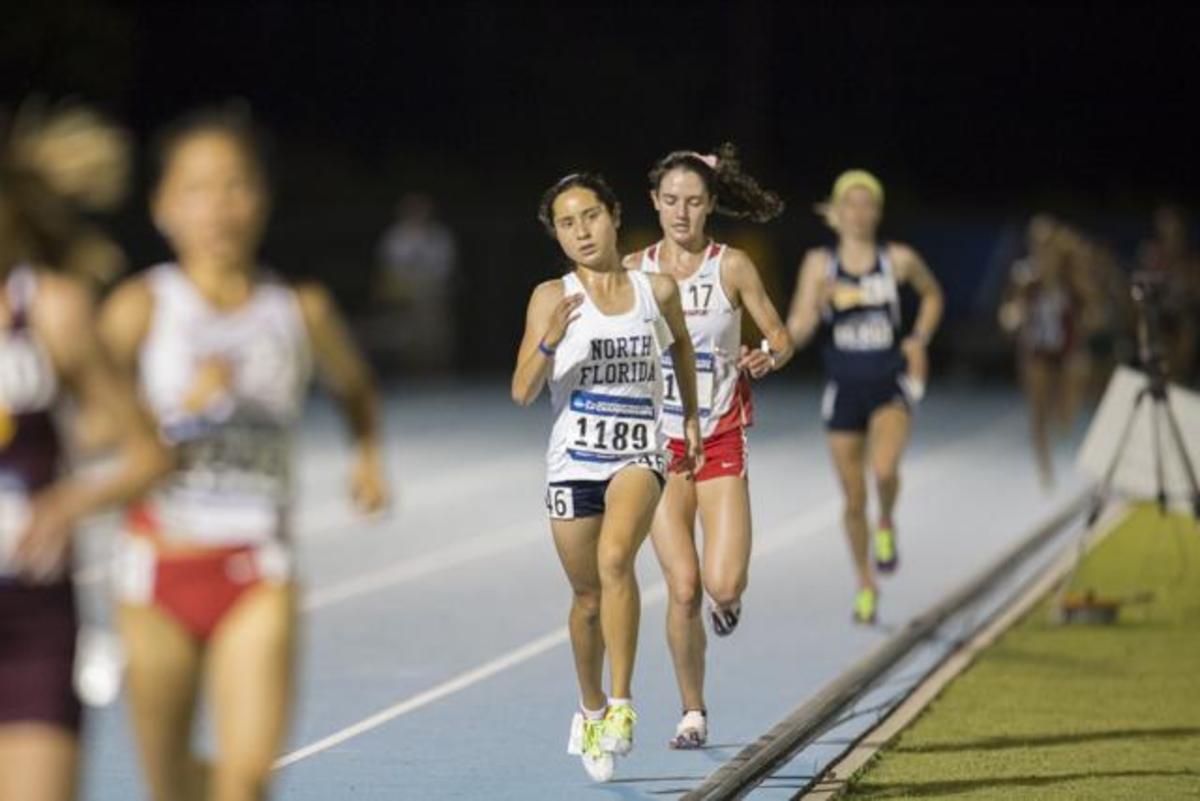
649, 142, 784, 223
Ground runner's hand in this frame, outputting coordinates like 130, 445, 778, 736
542, 293, 584, 349
350, 448, 388, 514
680, 417, 705, 478
737, 344, 774, 379
13, 487, 78, 583
900, 336, 929, 385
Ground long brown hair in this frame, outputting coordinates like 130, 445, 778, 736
649, 142, 784, 223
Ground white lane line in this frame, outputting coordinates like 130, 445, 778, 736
273, 627, 569, 768
301, 521, 544, 611
70, 453, 541, 587
275, 487, 870, 768
273, 412, 1027, 769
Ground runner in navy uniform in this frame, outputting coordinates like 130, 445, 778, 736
786, 170, 943, 624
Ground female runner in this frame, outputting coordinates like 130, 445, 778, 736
99, 107, 387, 801
625, 145, 792, 748
512, 172, 701, 781
786, 170, 943, 625
0, 106, 170, 801
998, 215, 1093, 488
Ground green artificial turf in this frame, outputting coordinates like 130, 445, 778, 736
842, 504, 1200, 800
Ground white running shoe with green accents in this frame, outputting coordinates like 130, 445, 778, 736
567, 712, 614, 782
600, 703, 637, 756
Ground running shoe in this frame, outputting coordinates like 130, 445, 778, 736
874, 527, 899, 574
668, 710, 708, 750
600, 703, 637, 756
709, 601, 742, 637
567, 712, 614, 782
853, 587, 878, 625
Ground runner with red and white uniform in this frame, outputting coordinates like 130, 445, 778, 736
99, 107, 387, 801
625, 145, 792, 749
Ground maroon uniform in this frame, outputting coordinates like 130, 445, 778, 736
0, 267, 79, 731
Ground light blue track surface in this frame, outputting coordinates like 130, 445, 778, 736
78, 382, 1087, 800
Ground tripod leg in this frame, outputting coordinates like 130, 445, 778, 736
1151, 396, 1168, 515
1089, 388, 1149, 527
1159, 390, 1200, 522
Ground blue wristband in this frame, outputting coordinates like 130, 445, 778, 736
538, 340, 556, 357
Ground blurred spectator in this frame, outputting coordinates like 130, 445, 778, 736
371, 192, 459, 372
1137, 204, 1199, 385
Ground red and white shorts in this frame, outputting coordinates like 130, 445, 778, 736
668, 425, 748, 481
667, 375, 753, 482
116, 504, 291, 642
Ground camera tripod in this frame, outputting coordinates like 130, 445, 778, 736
1053, 280, 1199, 622
1086, 283, 1200, 527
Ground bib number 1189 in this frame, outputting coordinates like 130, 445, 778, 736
574, 418, 649, 453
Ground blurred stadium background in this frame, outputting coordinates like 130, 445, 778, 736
4, 2, 1198, 386
6, 4, 1200, 799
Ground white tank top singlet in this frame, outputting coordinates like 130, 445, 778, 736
135, 264, 311, 547
546, 270, 670, 483
641, 242, 741, 438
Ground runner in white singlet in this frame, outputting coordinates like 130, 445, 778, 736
626, 145, 792, 749
99, 107, 388, 801
513, 172, 702, 782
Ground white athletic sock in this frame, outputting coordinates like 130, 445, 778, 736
581, 703, 606, 721
608, 697, 631, 708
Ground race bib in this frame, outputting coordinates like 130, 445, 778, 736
545, 485, 576, 520
663, 351, 716, 418
156, 417, 289, 545
833, 312, 895, 352
566, 390, 656, 463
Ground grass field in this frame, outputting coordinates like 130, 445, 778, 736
843, 504, 1200, 800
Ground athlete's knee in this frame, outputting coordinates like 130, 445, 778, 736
596, 544, 637, 587
667, 569, 702, 613
705, 574, 745, 608
873, 462, 900, 488
571, 587, 602, 623
143, 754, 202, 801
842, 487, 868, 518
212, 752, 272, 801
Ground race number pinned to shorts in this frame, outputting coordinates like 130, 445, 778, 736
545, 485, 576, 520
567, 390, 656, 464
663, 351, 715, 418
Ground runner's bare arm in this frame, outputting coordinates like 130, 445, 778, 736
786, 249, 828, 349
890, 242, 943, 344
297, 282, 388, 512
16, 275, 170, 580
650, 273, 704, 471
511, 280, 581, 406
723, 247, 794, 375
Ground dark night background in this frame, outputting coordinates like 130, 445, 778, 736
3, 1, 1197, 376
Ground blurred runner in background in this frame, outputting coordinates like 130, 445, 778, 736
100, 105, 388, 801
1138, 204, 1199, 386
787, 170, 943, 626
0, 102, 169, 801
